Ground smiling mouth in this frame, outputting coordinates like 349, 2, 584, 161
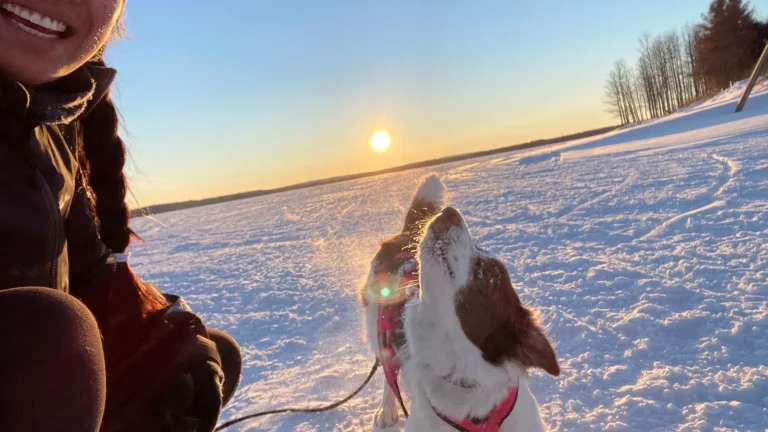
0, 2, 72, 40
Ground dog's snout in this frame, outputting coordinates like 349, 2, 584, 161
441, 207, 463, 226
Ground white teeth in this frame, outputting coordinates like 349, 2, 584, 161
1, 2, 68, 35
10, 18, 56, 39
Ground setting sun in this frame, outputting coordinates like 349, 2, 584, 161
370, 131, 391, 153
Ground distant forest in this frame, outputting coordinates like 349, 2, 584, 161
132, 125, 618, 217
604, 0, 768, 125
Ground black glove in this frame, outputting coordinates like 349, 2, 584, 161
161, 331, 225, 432
155, 297, 226, 432
101, 295, 225, 432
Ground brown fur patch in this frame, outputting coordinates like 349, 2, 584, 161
403, 197, 441, 238
455, 256, 560, 376
357, 235, 412, 307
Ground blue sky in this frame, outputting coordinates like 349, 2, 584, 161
107, 0, 767, 206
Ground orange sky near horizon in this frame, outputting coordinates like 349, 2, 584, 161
126, 101, 610, 208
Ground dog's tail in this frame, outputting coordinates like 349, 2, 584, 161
403, 174, 446, 235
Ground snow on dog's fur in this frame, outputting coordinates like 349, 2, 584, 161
359, 174, 446, 428
401, 206, 560, 432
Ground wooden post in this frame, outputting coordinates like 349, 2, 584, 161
735, 42, 768, 113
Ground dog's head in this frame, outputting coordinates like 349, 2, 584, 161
359, 174, 446, 306
418, 207, 560, 376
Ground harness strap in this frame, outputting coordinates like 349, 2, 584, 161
431, 385, 519, 432
381, 351, 409, 418
375, 250, 417, 419
378, 302, 409, 418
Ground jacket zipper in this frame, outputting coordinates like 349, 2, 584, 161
36, 170, 62, 290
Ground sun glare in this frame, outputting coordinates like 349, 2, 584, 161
370, 130, 391, 153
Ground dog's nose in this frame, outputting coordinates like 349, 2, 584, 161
441, 207, 463, 226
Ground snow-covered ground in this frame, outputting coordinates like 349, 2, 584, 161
131, 80, 768, 431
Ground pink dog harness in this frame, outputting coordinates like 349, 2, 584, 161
431, 384, 519, 432
375, 250, 418, 418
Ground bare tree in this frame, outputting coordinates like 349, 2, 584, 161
604, 62, 627, 124
618, 60, 642, 123
603, 0, 766, 120
633, 72, 650, 120
665, 30, 688, 107
637, 33, 660, 118
651, 36, 672, 114
604, 60, 642, 124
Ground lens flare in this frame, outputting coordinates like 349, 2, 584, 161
380, 287, 391, 297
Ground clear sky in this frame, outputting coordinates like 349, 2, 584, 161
107, 0, 767, 207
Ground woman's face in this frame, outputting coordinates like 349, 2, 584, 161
0, 0, 123, 86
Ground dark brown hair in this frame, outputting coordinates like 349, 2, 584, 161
79, 5, 133, 254
79, 82, 135, 254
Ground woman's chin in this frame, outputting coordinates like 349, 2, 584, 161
0, 30, 86, 85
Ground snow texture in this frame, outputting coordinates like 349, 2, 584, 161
131, 80, 768, 431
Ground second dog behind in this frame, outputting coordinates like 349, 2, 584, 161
359, 174, 446, 428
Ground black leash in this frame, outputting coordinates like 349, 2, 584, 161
214, 359, 380, 431
395, 382, 409, 418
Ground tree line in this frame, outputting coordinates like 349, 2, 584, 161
605, 0, 768, 125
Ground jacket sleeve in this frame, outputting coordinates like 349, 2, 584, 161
65, 186, 114, 321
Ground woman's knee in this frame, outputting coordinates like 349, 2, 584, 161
0, 287, 106, 432
0, 287, 104, 355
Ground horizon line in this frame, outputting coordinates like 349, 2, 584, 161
132, 123, 619, 218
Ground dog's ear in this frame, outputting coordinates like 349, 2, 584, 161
403, 174, 445, 237
456, 256, 560, 376
481, 313, 560, 377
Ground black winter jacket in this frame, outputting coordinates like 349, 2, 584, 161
0, 63, 114, 296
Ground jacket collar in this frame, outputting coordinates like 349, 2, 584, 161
0, 63, 117, 133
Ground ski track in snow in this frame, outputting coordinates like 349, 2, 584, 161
640, 154, 736, 241
130, 82, 768, 431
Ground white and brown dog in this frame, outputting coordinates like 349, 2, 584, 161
401, 206, 561, 431
359, 174, 447, 428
